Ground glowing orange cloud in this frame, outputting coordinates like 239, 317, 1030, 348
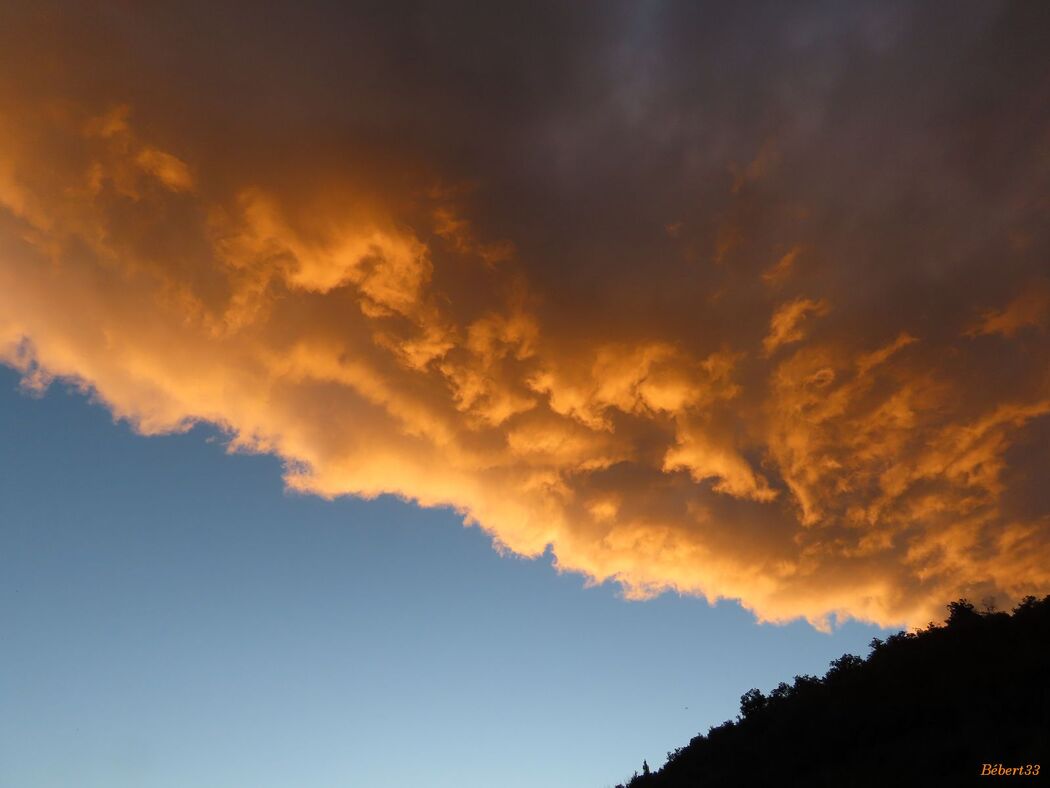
1, 2, 1048, 630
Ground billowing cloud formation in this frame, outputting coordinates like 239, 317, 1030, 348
2, 1, 1049, 628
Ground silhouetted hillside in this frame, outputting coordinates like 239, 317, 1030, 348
617, 597, 1049, 787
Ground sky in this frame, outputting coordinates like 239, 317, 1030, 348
0, 366, 890, 787
0, 1, 1048, 785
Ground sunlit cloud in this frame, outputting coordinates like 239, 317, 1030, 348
1, 1, 1048, 629
965, 281, 1050, 338
763, 297, 830, 356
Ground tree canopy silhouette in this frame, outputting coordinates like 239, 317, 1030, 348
616, 596, 1049, 787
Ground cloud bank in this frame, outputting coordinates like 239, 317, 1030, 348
2, 0, 1048, 627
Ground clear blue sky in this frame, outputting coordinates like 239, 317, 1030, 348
0, 366, 891, 788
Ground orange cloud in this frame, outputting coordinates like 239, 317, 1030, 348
966, 282, 1050, 338
763, 298, 830, 356
1, 2, 1049, 631
762, 246, 801, 287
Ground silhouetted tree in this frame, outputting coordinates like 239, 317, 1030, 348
617, 596, 1050, 788
737, 687, 766, 720
946, 598, 981, 627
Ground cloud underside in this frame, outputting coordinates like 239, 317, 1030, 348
2, 1, 1049, 628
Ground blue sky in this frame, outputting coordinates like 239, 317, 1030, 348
0, 366, 891, 787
